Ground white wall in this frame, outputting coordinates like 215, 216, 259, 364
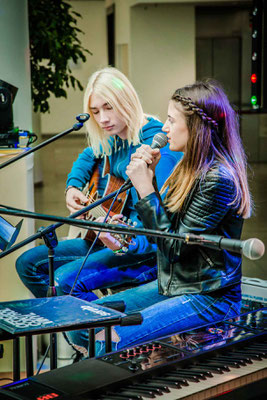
196, 7, 251, 107
0, 0, 35, 372
0, 0, 34, 236
131, 0, 247, 4
41, 0, 108, 135
41, 0, 195, 131
130, 3, 195, 121
0, 0, 32, 133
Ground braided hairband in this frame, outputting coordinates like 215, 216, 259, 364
172, 94, 219, 131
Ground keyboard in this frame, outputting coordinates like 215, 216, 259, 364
1, 308, 266, 400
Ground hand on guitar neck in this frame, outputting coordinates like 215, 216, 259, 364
93, 214, 134, 252
66, 160, 134, 251
66, 186, 135, 253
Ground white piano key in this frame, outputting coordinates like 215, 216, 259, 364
146, 359, 267, 400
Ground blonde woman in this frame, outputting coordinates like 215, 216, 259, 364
16, 67, 181, 304
67, 79, 252, 358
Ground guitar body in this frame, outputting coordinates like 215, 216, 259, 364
68, 157, 129, 244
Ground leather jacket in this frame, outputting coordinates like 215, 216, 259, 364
135, 165, 244, 296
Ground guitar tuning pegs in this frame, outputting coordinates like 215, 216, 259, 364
127, 219, 132, 225
122, 216, 127, 222
132, 221, 138, 227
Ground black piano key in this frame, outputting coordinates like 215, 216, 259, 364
246, 343, 267, 349
108, 391, 143, 400
101, 396, 138, 400
219, 354, 249, 364
209, 357, 242, 367
146, 378, 182, 389
231, 350, 263, 360
244, 347, 267, 357
225, 351, 251, 362
200, 361, 231, 371
164, 373, 189, 386
245, 343, 267, 349
190, 364, 224, 374
164, 372, 200, 382
119, 388, 156, 398
100, 397, 127, 400
213, 356, 246, 366
160, 374, 189, 385
142, 382, 170, 393
126, 385, 163, 395
226, 352, 253, 363
249, 351, 267, 357
185, 367, 213, 377
175, 368, 209, 379
119, 385, 156, 399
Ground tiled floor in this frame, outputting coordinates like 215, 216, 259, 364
34, 135, 267, 281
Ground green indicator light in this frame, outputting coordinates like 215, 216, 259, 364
251, 95, 257, 105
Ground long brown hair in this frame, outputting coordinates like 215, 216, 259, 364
161, 80, 251, 218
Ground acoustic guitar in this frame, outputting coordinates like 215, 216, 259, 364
67, 157, 134, 248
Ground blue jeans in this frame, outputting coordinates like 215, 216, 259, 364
66, 279, 241, 356
15, 238, 157, 300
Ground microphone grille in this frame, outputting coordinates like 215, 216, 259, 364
151, 132, 168, 149
243, 238, 265, 260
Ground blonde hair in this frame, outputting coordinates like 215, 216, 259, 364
83, 67, 144, 156
161, 80, 252, 219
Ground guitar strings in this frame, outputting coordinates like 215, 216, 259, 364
84, 192, 116, 222
85, 192, 109, 219
83, 192, 132, 246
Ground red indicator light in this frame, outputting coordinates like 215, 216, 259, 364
251, 73, 257, 83
37, 393, 59, 400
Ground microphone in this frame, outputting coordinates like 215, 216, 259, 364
149, 132, 168, 150
182, 233, 265, 260
123, 132, 168, 189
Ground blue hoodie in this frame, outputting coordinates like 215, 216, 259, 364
66, 117, 183, 253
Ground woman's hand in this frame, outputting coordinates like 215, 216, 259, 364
126, 145, 161, 198
131, 144, 161, 174
65, 187, 88, 217
94, 214, 124, 251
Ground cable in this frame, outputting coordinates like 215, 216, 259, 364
0, 378, 14, 382
36, 344, 50, 375
69, 183, 127, 296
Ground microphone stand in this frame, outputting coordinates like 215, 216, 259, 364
0, 181, 132, 259
0, 203, 264, 261
0, 113, 90, 170
0, 201, 188, 261
0, 113, 90, 371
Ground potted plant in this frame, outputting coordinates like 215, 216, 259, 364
28, 0, 91, 113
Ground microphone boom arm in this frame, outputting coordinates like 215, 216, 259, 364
0, 113, 90, 170
0, 205, 185, 259
0, 206, 264, 260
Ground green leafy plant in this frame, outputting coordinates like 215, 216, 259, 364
28, 0, 92, 113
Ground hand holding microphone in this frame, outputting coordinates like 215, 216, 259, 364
125, 132, 168, 196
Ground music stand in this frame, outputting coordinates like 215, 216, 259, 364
0, 296, 142, 381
